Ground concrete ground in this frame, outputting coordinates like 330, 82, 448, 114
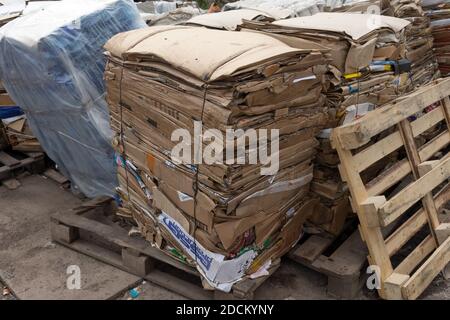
0, 174, 448, 300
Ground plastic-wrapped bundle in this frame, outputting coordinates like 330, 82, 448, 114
0, 0, 146, 197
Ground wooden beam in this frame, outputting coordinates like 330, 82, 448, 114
394, 235, 436, 275
360, 196, 386, 227
367, 158, 411, 197
379, 156, 450, 227
385, 208, 428, 256
384, 273, 410, 300
402, 236, 450, 300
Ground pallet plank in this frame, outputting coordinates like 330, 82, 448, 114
402, 236, 450, 300
333, 144, 394, 285
379, 157, 450, 226
385, 183, 450, 256
354, 106, 445, 173
394, 235, 436, 275
320, 230, 368, 277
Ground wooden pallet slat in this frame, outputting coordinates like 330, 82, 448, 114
385, 208, 428, 256
331, 78, 450, 300
378, 157, 450, 227
354, 106, 446, 173
402, 236, 450, 300
394, 235, 436, 275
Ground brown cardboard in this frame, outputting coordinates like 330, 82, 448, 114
105, 26, 330, 284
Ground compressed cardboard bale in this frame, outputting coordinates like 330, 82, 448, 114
241, 12, 415, 235
104, 25, 330, 290
424, 0, 450, 76
330, 0, 441, 85
0, 0, 145, 197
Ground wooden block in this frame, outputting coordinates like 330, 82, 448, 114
327, 198, 351, 236
50, 222, 79, 244
384, 273, 410, 300
122, 247, 153, 277
385, 208, 428, 256
418, 160, 440, 177
360, 196, 386, 228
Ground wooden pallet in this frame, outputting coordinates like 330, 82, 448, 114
0, 149, 45, 182
50, 197, 278, 300
331, 78, 450, 300
289, 221, 368, 298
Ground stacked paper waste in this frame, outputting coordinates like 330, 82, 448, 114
104, 25, 331, 290
424, 0, 450, 76
0, 0, 145, 197
242, 12, 413, 235
389, 0, 440, 86
331, 0, 441, 85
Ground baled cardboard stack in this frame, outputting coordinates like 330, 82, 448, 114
242, 12, 413, 235
388, 0, 440, 86
332, 0, 441, 85
424, 0, 450, 76
104, 26, 330, 290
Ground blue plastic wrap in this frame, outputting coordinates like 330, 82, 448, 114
0, 0, 146, 197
